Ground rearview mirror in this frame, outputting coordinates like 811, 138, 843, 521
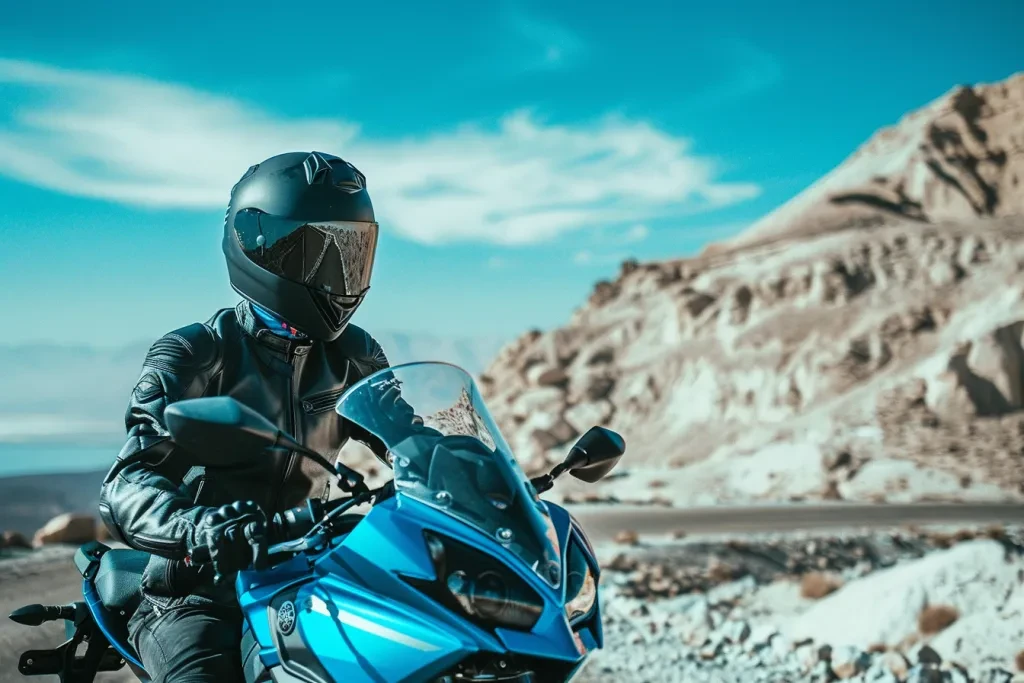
563, 426, 625, 483
165, 397, 282, 469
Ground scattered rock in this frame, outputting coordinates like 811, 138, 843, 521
918, 604, 960, 635
801, 571, 844, 600
614, 530, 639, 546
721, 620, 752, 645
918, 645, 943, 666
884, 651, 911, 679
830, 645, 870, 679
905, 663, 945, 683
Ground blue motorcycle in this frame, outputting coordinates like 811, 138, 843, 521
9, 361, 625, 683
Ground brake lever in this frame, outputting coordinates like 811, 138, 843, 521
335, 462, 369, 495
268, 532, 327, 556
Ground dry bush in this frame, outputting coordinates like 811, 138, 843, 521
800, 571, 844, 600
918, 604, 960, 635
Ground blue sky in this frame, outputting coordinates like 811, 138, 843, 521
0, 0, 1022, 346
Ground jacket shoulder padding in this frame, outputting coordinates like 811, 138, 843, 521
132, 320, 224, 407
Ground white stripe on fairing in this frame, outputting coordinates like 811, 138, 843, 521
309, 595, 441, 652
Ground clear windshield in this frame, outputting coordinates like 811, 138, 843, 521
335, 362, 562, 588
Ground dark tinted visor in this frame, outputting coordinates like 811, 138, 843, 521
233, 209, 379, 298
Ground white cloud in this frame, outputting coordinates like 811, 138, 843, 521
0, 58, 761, 246
622, 224, 650, 243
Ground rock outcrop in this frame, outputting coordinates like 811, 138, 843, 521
0, 531, 30, 550
481, 72, 1024, 505
31, 513, 98, 547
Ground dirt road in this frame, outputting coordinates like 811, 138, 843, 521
1, 501, 1021, 683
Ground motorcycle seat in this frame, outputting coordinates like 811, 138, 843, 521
94, 549, 148, 614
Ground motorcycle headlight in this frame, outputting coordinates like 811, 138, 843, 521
564, 541, 597, 624
405, 531, 544, 631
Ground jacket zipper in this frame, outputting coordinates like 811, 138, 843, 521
273, 347, 306, 512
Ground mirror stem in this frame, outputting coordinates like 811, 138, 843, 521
530, 462, 569, 494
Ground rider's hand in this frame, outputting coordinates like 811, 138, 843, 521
195, 500, 267, 584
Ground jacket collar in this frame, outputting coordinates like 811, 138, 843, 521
236, 301, 313, 357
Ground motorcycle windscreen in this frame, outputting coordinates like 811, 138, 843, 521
336, 361, 562, 588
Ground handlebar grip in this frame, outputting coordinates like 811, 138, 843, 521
273, 500, 323, 541
185, 545, 211, 566
9, 604, 76, 626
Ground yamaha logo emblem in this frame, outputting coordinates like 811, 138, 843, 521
278, 600, 296, 636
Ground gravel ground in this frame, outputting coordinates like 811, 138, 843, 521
3, 526, 1022, 682
575, 525, 1024, 683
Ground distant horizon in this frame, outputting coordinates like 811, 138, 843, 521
0, 323, 515, 352
0, 327, 510, 455
0, 443, 115, 479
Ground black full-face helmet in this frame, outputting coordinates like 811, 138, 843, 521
223, 151, 378, 341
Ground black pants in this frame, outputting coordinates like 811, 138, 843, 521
128, 595, 244, 683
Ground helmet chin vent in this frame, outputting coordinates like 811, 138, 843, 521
308, 289, 360, 331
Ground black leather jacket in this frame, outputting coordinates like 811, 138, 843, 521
99, 301, 389, 563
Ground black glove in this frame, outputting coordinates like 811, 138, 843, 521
194, 500, 268, 584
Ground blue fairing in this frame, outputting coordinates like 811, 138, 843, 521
82, 578, 145, 671
76, 362, 611, 682
235, 495, 599, 682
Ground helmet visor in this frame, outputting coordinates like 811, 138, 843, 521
233, 210, 379, 299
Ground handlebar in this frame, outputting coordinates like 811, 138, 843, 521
184, 498, 326, 567
184, 488, 381, 569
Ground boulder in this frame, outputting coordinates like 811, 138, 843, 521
33, 513, 98, 547
572, 373, 616, 402
526, 364, 570, 388
510, 387, 565, 420
531, 418, 579, 451
563, 400, 614, 433
1, 530, 31, 550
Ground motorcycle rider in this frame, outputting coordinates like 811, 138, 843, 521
98, 151, 397, 683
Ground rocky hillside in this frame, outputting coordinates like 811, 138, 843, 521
729, 72, 1024, 250
481, 72, 1024, 506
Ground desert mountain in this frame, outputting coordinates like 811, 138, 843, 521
480, 72, 1024, 506
725, 73, 1024, 250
